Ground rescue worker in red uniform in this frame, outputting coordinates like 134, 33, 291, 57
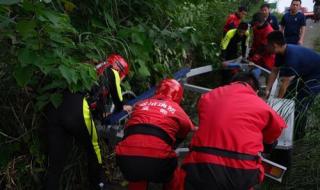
115, 79, 195, 190
45, 54, 130, 190
249, 12, 275, 79
171, 72, 286, 190
223, 6, 247, 35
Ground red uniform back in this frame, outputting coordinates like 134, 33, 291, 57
116, 98, 194, 159
223, 13, 241, 33
183, 82, 286, 180
250, 23, 275, 69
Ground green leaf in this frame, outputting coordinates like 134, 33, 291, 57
48, 32, 75, 47
153, 63, 165, 73
121, 81, 131, 91
58, 64, 77, 84
18, 48, 36, 66
191, 33, 198, 45
40, 80, 67, 93
0, 0, 20, 5
40, 10, 60, 26
32, 55, 55, 75
21, 1, 34, 11
79, 65, 96, 90
25, 38, 43, 50
137, 61, 150, 78
35, 95, 50, 110
130, 44, 151, 60
50, 93, 63, 108
104, 12, 116, 30
0, 12, 15, 28
131, 32, 146, 45
118, 28, 132, 38
87, 65, 97, 80
182, 48, 187, 59
37, 9, 76, 33
13, 66, 33, 86
91, 18, 105, 29
16, 20, 36, 38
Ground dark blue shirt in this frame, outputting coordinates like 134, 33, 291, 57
267, 13, 279, 30
275, 45, 320, 93
280, 12, 306, 44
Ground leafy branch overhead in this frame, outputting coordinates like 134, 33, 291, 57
2, 0, 259, 109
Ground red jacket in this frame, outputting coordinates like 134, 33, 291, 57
223, 13, 241, 33
182, 82, 286, 181
116, 98, 194, 159
249, 23, 275, 69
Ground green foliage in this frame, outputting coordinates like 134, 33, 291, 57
1, 1, 100, 109
0, 0, 263, 189
314, 37, 320, 52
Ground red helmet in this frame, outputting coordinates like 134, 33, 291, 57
107, 54, 129, 80
154, 79, 183, 104
96, 54, 129, 80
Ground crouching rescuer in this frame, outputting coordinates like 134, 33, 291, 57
115, 79, 195, 190
170, 72, 287, 190
45, 54, 130, 190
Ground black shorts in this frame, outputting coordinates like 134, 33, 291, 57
182, 163, 260, 190
116, 155, 177, 183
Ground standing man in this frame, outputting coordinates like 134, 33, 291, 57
280, 0, 306, 45
116, 79, 195, 190
176, 73, 286, 190
260, 3, 279, 30
223, 6, 247, 35
314, 0, 320, 22
266, 31, 320, 139
45, 54, 131, 190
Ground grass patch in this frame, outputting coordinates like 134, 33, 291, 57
314, 37, 320, 52
261, 97, 320, 189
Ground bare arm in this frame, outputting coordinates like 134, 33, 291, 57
266, 67, 280, 98
280, 25, 284, 33
277, 76, 295, 98
277, 77, 291, 98
299, 26, 306, 45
